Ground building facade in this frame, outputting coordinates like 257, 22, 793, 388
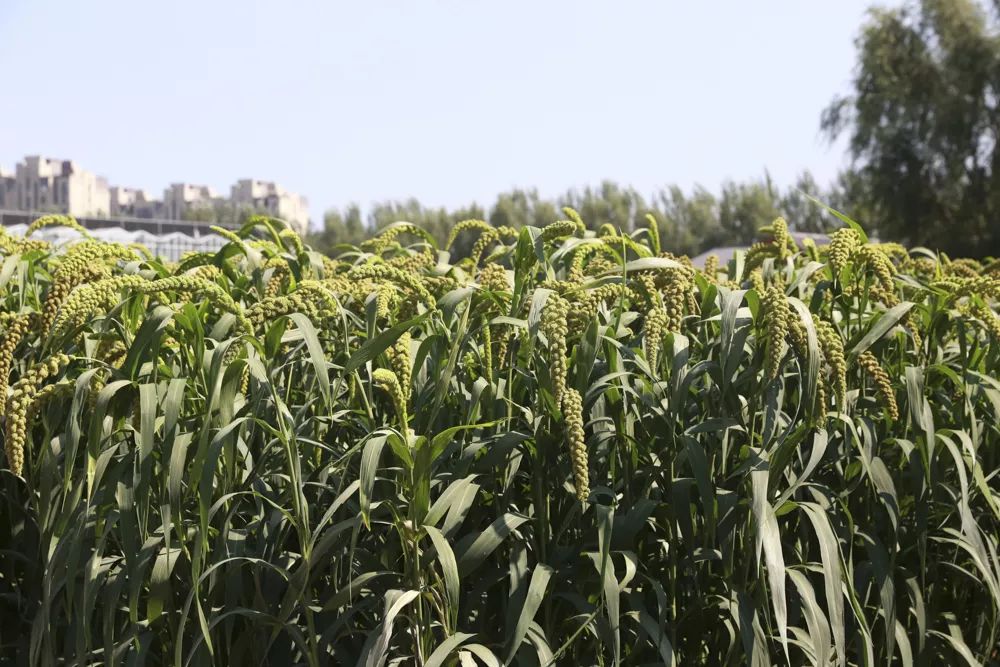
230, 179, 309, 234
162, 183, 222, 220
6, 156, 110, 217
0, 167, 14, 210
1, 155, 311, 231
109, 186, 163, 219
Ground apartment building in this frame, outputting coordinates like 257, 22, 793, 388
162, 183, 222, 220
0, 167, 13, 210
1, 156, 311, 230
230, 179, 309, 234
109, 187, 163, 219
5, 156, 110, 216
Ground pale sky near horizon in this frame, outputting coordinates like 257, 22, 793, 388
0, 1, 873, 228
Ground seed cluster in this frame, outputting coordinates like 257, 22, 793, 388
372, 368, 408, 426
815, 317, 847, 408
562, 387, 589, 502
829, 228, 861, 277
0, 313, 36, 416
25, 214, 92, 239
761, 285, 790, 382
4, 354, 70, 476
857, 350, 899, 420
541, 294, 570, 406
644, 307, 669, 372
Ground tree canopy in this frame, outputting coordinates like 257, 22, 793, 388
311, 175, 834, 258
823, 0, 1000, 257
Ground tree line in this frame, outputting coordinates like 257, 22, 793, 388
312, 173, 835, 258
312, 0, 1000, 259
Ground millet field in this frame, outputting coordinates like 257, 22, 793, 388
0, 211, 999, 665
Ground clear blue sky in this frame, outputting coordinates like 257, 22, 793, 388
0, 1, 872, 228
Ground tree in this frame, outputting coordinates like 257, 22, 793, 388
315, 204, 366, 250
560, 181, 647, 231
312, 176, 836, 260
780, 171, 831, 233
822, 0, 1000, 256
717, 177, 782, 245
652, 185, 721, 256
489, 188, 558, 230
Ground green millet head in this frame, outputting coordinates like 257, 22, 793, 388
25, 381, 74, 425
970, 302, 1000, 341
364, 222, 436, 257
0, 313, 36, 417
814, 376, 829, 424
586, 256, 616, 276
50, 274, 147, 340
644, 307, 669, 372
468, 227, 501, 268
263, 257, 290, 299
247, 282, 339, 331
347, 263, 437, 311
857, 350, 899, 421
387, 248, 435, 274
387, 332, 413, 404
39, 264, 112, 337
479, 263, 509, 294
211, 226, 244, 245
814, 317, 847, 408
770, 217, 794, 260
278, 228, 305, 255
25, 214, 92, 239
560, 207, 587, 234
787, 313, 808, 361
938, 275, 1000, 300
761, 285, 790, 382
540, 220, 581, 243
828, 228, 861, 277
702, 255, 719, 282
662, 271, 689, 333
853, 245, 896, 293
446, 219, 494, 251
562, 388, 590, 503
575, 243, 620, 279
375, 284, 395, 320
743, 242, 776, 276
943, 257, 981, 278
541, 294, 570, 406
372, 368, 408, 425
4, 354, 71, 477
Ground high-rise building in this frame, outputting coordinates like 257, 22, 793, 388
7, 156, 110, 216
230, 179, 309, 234
0, 156, 311, 231
162, 183, 222, 220
109, 186, 163, 219
0, 167, 14, 210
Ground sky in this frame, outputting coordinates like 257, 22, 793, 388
0, 1, 872, 228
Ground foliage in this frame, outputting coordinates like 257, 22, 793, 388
312, 174, 836, 259
823, 0, 1000, 257
1, 213, 999, 665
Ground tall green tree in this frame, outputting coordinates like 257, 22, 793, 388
823, 0, 1000, 256
717, 176, 783, 245
489, 188, 558, 230
780, 171, 831, 233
